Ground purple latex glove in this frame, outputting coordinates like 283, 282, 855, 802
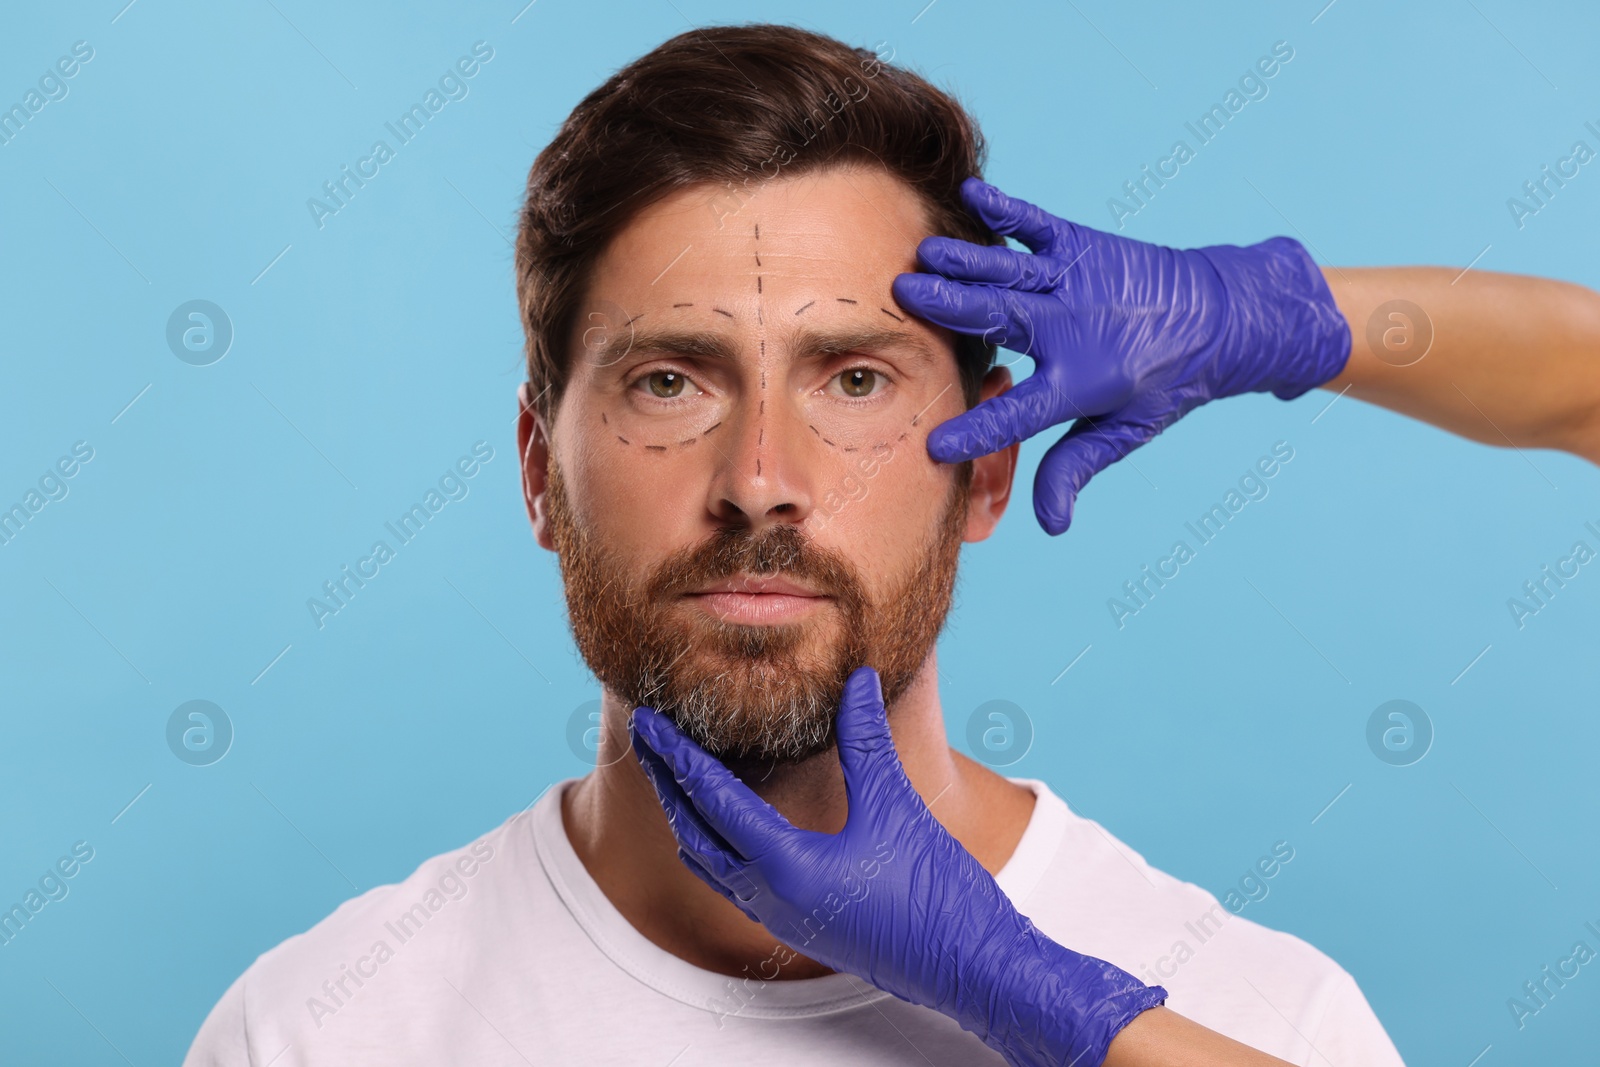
891, 177, 1352, 535
629, 666, 1166, 1067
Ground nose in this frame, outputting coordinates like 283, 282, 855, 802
705, 390, 816, 532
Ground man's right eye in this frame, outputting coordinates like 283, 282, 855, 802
641, 370, 689, 398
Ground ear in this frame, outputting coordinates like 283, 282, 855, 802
963, 365, 1020, 544
517, 382, 556, 552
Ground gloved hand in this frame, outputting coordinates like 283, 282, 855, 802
629, 666, 1167, 1067
891, 177, 1352, 535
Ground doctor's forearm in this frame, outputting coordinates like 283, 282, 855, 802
1102, 1007, 1294, 1067
1319, 266, 1600, 465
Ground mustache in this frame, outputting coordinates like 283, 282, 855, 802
645, 522, 865, 608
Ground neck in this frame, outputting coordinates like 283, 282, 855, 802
560, 649, 1036, 980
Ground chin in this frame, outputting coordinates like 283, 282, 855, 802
635, 640, 855, 765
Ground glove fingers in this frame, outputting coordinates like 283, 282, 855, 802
926, 374, 1060, 463
631, 707, 789, 862
676, 844, 761, 921
914, 236, 1061, 293
631, 714, 747, 877
835, 667, 910, 809
834, 666, 889, 763
1033, 416, 1155, 535
890, 272, 1017, 336
960, 177, 1064, 254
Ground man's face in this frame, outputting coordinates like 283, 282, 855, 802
526, 165, 1011, 764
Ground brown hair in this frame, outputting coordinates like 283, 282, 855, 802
515, 23, 999, 426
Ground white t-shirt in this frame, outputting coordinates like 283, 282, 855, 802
183, 777, 1404, 1066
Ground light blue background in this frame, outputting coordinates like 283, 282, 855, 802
3, 0, 1597, 1063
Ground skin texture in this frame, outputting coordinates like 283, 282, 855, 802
1320, 266, 1600, 465
1104, 1007, 1293, 1066
517, 164, 1035, 981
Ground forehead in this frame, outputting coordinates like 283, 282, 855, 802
588, 166, 934, 300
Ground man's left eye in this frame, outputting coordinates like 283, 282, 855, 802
837, 368, 879, 398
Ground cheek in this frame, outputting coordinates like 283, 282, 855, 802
813, 441, 954, 574
561, 428, 708, 553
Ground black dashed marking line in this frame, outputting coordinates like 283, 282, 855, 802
672, 302, 693, 308
617, 435, 631, 444
794, 300, 815, 315
822, 436, 836, 446
678, 438, 698, 448
910, 414, 922, 426
625, 313, 645, 326
843, 446, 857, 452
880, 307, 904, 323
755, 253, 762, 266
601, 412, 608, 424
808, 424, 820, 436
836, 297, 857, 304
645, 444, 667, 452
703, 421, 723, 435
760, 399, 765, 413
757, 276, 762, 293
713, 307, 734, 318
758, 427, 764, 446
754, 223, 760, 240
756, 457, 762, 476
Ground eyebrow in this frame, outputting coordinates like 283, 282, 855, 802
598, 324, 937, 369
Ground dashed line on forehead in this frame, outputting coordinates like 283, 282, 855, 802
756, 221, 767, 477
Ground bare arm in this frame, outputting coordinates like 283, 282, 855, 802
1321, 266, 1600, 464
1103, 1007, 1295, 1067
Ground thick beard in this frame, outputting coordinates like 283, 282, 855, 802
546, 459, 971, 765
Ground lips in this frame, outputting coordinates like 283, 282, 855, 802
684, 573, 831, 624
688, 574, 824, 597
